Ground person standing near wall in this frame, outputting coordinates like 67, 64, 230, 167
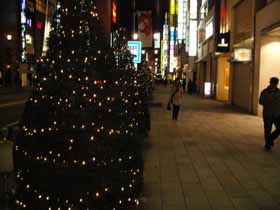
259, 77, 280, 151
169, 78, 184, 120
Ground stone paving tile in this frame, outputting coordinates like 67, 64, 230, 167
142, 87, 280, 210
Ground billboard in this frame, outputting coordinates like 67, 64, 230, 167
137, 11, 153, 48
128, 41, 142, 63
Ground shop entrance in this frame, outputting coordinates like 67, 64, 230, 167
216, 56, 230, 101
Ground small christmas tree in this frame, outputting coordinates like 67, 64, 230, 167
15, 1, 143, 210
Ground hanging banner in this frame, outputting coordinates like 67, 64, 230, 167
137, 11, 153, 48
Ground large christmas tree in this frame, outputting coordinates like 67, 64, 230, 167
15, 1, 143, 209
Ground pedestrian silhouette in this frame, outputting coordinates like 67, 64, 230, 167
259, 77, 280, 150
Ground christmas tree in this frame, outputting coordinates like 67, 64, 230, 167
15, 1, 143, 210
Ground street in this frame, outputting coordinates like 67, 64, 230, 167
1, 86, 280, 210
143, 86, 280, 210
0, 89, 30, 128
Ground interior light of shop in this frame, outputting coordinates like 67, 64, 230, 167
133, 33, 138, 40
204, 82, 211, 96
141, 50, 145, 54
6, 34, 12, 41
154, 50, 158, 54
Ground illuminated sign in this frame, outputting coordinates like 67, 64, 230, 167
216, 0, 230, 52
36, 21, 43, 30
188, 0, 198, 56
233, 48, 252, 62
128, 41, 142, 63
21, 0, 27, 62
189, 20, 197, 56
177, 0, 187, 41
169, 27, 175, 72
26, 34, 32, 45
170, 0, 176, 15
217, 32, 230, 52
112, 1, 117, 24
190, 0, 197, 19
161, 24, 169, 72
153, 33, 160, 49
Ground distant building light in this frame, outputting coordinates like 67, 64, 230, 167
142, 50, 146, 54
6, 34, 12, 41
26, 34, 32, 45
27, 19, 32, 27
133, 33, 138, 40
154, 50, 159, 54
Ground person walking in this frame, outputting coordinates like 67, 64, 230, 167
169, 78, 184, 120
259, 77, 280, 150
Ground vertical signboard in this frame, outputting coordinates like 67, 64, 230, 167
189, 0, 197, 56
161, 24, 169, 72
177, 0, 187, 41
169, 26, 175, 73
217, 0, 230, 52
21, 0, 27, 62
137, 11, 153, 48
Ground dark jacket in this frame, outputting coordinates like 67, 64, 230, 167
259, 87, 280, 118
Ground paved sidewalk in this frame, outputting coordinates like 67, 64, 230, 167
143, 86, 280, 210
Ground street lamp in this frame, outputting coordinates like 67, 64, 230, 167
6, 34, 12, 41
133, 33, 138, 40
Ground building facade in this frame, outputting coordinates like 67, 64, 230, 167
0, 0, 56, 88
229, 0, 279, 114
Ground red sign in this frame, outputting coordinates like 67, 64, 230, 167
112, 1, 117, 24
36, 21, 43, 30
